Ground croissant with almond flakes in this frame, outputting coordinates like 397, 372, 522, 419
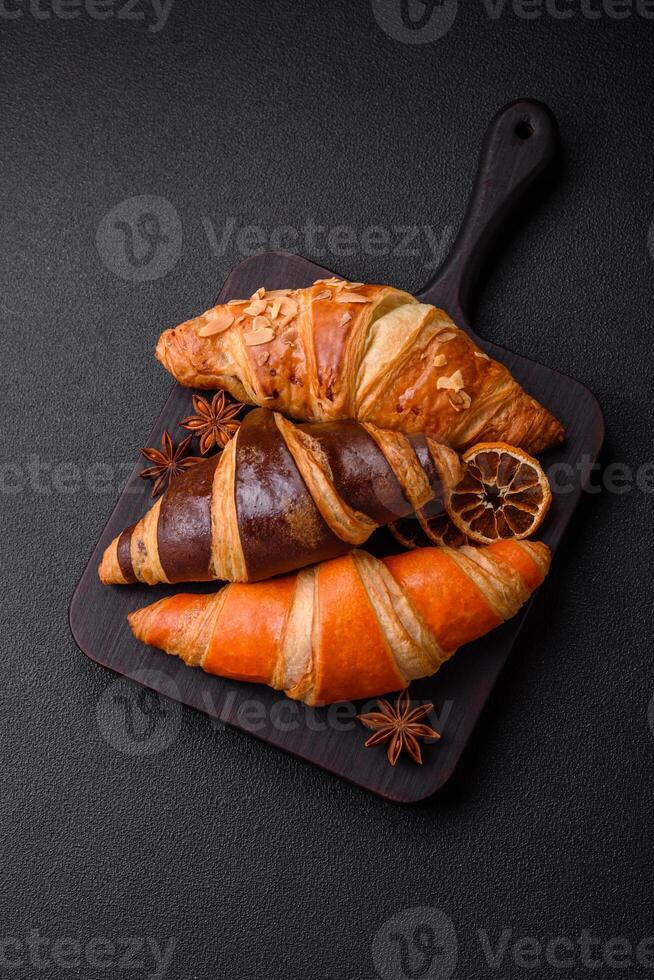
128, 540, 550, 706
155, 280, 564, 455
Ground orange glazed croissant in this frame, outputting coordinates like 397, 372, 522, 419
99, 408, 463, 586
156, 280, 564, 455
128, 539, 550, 705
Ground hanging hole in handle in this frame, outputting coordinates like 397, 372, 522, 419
515, 121, 535, 140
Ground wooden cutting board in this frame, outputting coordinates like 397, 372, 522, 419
70, 100, 604, 802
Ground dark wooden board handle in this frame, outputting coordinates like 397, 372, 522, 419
418, 99, 559, 325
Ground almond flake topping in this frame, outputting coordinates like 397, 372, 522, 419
332, 280, 363, 294
435, 331, 458, 344
249, 287, 266, 302
433, 354, 447, 367
448, 390, 471, 412
335, 292, 370, 304
244, 299, 267, 316
313, 277, 345, 287
338, 312, 352, 327
279, 297, 298, 317
265, 289, 292, 298
244, 327, 275, 347
227, 298, 246, 306
252, 315, 271, 331
197, 309, 234, 337
474, 350, 490, 360
269, 298, 283, 320
313, 289, 332, 301
436, 370, 465, 392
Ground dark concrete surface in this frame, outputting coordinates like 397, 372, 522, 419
1, 2, 653, 978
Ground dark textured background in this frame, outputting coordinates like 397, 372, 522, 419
1, 1, 653, 978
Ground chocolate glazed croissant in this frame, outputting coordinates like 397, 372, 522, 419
99, 408, 463, 586
156, 280, 564, 455
129, 540, 550, 705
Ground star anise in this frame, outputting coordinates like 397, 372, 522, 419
139, 431, 203, 498
358, 689, 440, 766
179, 392, 244, 455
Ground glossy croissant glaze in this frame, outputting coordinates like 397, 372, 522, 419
99, 408, 463, 585
156, 280, 564, 454
129, 540, 550, 705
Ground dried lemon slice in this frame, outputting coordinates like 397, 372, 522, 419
447, 443, 552, 544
